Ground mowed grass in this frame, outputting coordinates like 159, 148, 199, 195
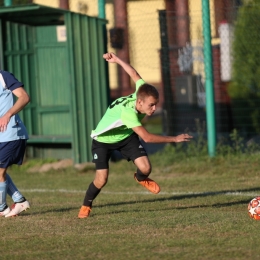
2, 150, 260, 260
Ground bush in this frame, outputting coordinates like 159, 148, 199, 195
229, 0, 260, 133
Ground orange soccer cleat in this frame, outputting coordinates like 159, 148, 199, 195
78, 206, 92, 219
134, 173, 160, 194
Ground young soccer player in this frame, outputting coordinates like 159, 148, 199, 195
78, 52, 192, 218
0, 70, 30, 217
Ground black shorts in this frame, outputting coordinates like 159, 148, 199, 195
0, 139, 27, 168
92, 133, 147, 170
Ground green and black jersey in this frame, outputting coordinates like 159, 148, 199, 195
90, 79, 146, 143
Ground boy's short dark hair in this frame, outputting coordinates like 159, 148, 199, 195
137, 83, 159, 100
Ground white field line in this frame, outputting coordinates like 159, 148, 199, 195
19, 189, 260, 197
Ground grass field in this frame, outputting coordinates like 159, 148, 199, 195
2, 145, 260, 260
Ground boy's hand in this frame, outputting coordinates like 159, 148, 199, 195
174, 134, 193, 142
103, 52, 118, 63
103, 52, 141, 83
0, 114, 10, 132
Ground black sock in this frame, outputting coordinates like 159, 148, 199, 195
136, 169, 149, 181
16, 197, 26, 203
83, 182, 101, 207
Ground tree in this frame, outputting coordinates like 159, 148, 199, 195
229, 0, 260, 134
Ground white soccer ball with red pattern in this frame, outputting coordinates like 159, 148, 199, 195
248, 197, 260, 220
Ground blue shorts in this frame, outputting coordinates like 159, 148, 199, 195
0, 139, 27, 168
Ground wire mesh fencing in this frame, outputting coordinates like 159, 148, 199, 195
158, 0, 260, 148
2, 0, 260, 146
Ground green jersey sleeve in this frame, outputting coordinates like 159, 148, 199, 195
135, 78, 145, 93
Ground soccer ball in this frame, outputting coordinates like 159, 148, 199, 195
248, 197, 260, 220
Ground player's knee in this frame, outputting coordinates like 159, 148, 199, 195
94, 178, 107, 189
0, 168, 7, 182
94, 173, 108, 189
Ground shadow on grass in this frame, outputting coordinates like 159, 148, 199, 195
95, 186, 260, 209
25, 186, 259, 216
86, 199, 251, 217
175, 199, 251, 210
26, 207, 77, 216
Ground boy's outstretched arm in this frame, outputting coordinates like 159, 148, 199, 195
103, 52, 141, 83
132, 126, 193, 143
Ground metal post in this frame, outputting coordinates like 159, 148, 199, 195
114, 0, 131, 96
59, 0, 69, 10
98, 0, 106, 19
201, 0, 216, 157
4, 0, 12, 6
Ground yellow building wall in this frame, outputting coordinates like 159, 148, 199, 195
33, 0, 164, 90
33, 0, 218, 89
105, 0, 165, 89
34, 0, 58, 8
189, 0, 219, 76
127, 0, 165, 87
189, 0, 218, 42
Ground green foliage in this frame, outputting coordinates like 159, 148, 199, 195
230, 0, 260, 98
217, 129, 245, 157
229, 0, 260, 133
